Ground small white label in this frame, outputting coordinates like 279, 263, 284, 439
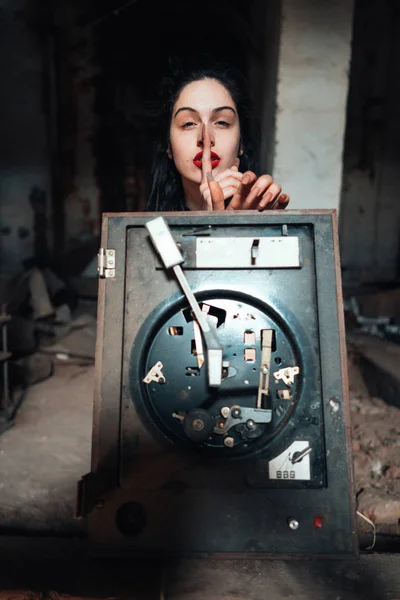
269, 441, 311, 480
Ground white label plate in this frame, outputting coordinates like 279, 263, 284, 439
196, 237, 300, 268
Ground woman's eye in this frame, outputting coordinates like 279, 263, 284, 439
182, 121, 197, 129
216, 120, 230, 127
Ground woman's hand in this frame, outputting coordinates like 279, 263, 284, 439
199, 162, 243, 208
229, 170, 289, 210
200, 131, 289, 210
201, 165, 290, 211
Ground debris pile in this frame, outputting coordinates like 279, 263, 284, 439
348, 350, 400, 534
0, 267, 96, 432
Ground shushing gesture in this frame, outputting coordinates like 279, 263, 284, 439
199, 126, 289, 211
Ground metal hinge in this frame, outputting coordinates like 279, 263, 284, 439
98, 248, 116, 278
76, 472, 105, 518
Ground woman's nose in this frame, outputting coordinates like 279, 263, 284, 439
198, 123, 215, 147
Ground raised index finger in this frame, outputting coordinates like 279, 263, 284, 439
200, 124, 224, 210
201, 124, 212, 187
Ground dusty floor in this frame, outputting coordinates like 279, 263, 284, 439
348, 351, 400, 535
0, 363, 93, 535
0, 350, 399, 537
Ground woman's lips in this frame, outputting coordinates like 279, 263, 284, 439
193, 151, 221, 169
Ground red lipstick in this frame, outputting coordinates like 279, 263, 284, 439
193, 151, 221, 169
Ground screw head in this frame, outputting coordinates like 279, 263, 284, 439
246, 419, 255, 430
288, 518, 299, 530
231, 407, 241, 419
224, 437, 235, 448
221, 406, 230, 419
192, 419, 204, 431
329, 397, 340, 413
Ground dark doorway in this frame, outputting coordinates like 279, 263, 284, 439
93, 0, 279, 213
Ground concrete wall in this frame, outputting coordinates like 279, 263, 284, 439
273, 0, 354, 211
62, 7, 100, 251
258, 0, 281, 173
0, 0, 50, 275
339, 0, 400, 286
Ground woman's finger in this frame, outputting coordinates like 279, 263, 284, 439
199, 181, 212, 209
201, 125, 213, 187
242, 175, 274, 208
261, 193, 290, 211
257, 182, 282, 210
199, 125, 223, 209
208, 173, 225, 210
277, 193, 290, 209
214, 169, 243, 183
201, 180, 241, 206
217, 176, 243, 190
222, 186, 241, 199
228, 171, 258, 209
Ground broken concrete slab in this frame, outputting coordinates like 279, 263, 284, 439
348, 333, 400, 409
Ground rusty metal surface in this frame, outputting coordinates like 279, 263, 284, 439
79, 210, 357, 558
331, 211, 358, 540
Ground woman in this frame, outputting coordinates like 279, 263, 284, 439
147, 62, 290, 212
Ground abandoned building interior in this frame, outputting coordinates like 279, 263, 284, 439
0, 0, 400, 598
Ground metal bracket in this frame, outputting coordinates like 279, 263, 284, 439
143, 361, 166, 384
214, 406, 272, 435
273, 366, 300, 386
98, 248, 116, 278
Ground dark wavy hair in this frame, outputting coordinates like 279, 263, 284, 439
147, 59, 258, 211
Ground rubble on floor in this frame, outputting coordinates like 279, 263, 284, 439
0, 265, 97, 433
348, 351, 400, 535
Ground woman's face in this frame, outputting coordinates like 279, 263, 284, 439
169, 78, 241, 186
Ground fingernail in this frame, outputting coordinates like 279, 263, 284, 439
207, 172, 214, 182
280, 194, 287, 202
243, 174, 251, 185
251, 184, 261, 194
263, 192, 273, 204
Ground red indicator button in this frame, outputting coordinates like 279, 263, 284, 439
313, 515, 323, 528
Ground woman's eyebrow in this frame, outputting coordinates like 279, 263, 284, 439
174, 106, 237, 118
174, 107, 198, 118
212, 106, 236, 115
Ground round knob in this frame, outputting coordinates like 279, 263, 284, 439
183, 409, 214, 443
231, 406, 241, 419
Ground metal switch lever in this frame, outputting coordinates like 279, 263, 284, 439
251, 239, 260, 265
145, 216, 223, 387
257, 329, 273, 408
